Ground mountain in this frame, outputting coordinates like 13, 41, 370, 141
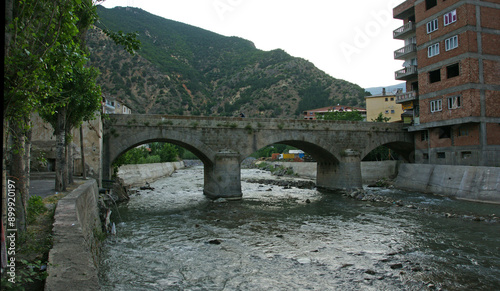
88, 6, 370, 118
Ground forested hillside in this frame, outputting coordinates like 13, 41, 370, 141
88, 6, 370, 118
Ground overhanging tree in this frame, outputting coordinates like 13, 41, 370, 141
3, 0, 139, 234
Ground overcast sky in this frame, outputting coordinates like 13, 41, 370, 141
100, 0, 406, 89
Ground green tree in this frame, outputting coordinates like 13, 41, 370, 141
318, 110, 364, 121
3, 0, 140, 232
371, 112, 391, 123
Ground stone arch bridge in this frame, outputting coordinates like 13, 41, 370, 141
103, 114, 413, 199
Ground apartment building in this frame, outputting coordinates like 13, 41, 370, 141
365, 88, 404, 123
393, 0, 500, 166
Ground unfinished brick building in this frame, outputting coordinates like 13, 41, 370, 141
393, 0, 500, 166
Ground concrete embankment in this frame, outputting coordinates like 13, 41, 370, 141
274, 161, 398, 183
45, 180, 102, 291
395, 164, 500, 204
117, 161, 185, 186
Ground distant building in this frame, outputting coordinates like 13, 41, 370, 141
365, 88, 404, 123
103, 96, 132, 114
303, 105, 366, 120
30, 95, 132, 179
392, 0, 500, 166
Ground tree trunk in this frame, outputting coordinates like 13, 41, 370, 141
80, 124, 86, 179
3, 0, 14, 261
67, 141, 74, 185
10, 119, 28, 233
55, 108, 66, 192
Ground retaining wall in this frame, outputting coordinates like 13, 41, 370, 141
45, 179, 102, 291
395, 164, 500, 204
275, 161, 399, 183
117, 161, 184, 186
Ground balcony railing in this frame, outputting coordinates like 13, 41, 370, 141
394, 43, 417, 60
395, 90, 418, 104
395, 65, 418, 80
393, 22, 415, 39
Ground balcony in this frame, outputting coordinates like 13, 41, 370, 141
395, 90, 418, 104
395, 65, 418, 80
393, 0, 416, 20
394, 43, 417, 60
393, 22, 415, 39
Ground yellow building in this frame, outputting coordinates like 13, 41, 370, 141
365, 88, 404, 123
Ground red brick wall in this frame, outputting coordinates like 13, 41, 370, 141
483, 59, 500, 85
485, 90, 500, 118
419, 89, 482, 123
481, 7, 500, 30
487, 123, 500, 145
417, 32, 478, 70
453, 124, 480, 147
429, 127, 452, 148
415, 0, 462, 22
415, 131, 428, 150
418, 58, 480, 96
482, 33, 500, 56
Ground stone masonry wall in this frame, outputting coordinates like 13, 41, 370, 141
45, 180, 102, 291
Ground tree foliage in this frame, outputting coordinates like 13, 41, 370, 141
113, 142, 179, 168
371, 112, 391, 123
318, 110, 364, 121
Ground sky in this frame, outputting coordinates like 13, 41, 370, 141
100, 0, 407, 90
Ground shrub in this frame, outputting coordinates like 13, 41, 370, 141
27, 196, 47, 223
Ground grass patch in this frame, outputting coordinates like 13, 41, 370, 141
0, 182, 80, 290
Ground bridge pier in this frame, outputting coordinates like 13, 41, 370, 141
203, 152, 242, 200
316, 149, 362, 191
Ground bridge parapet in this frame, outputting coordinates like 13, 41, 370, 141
105, 114, 408, 132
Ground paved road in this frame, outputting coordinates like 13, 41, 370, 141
30, 172, 56, 199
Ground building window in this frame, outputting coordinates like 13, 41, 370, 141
385, 110, 389, 114
445, 35, 458, 51
448, 95, 461, 109
426, 0, 437, 10
429, 69, 441, 83
447, 63, 460, 78
421, 131, 429, 141
385, 98, 388, 101
430, 99, 442, 112
437, 152, 446, 159
390, 97, 394, 101
439, 127, 451, 139
444, 10, 457, 26
461, 151, 472, 159
391, 110, 395, 114
458, 126, 469, 136
423, 153, 429, 160
427, 19, 438, 34
428, 43, 440, 57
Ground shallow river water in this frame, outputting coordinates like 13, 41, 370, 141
99, 166, 500, 290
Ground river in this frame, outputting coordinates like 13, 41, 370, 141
99, 166, 500, 290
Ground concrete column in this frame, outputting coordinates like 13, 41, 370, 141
203, 152, 242, 200
316, 149, 362, 190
